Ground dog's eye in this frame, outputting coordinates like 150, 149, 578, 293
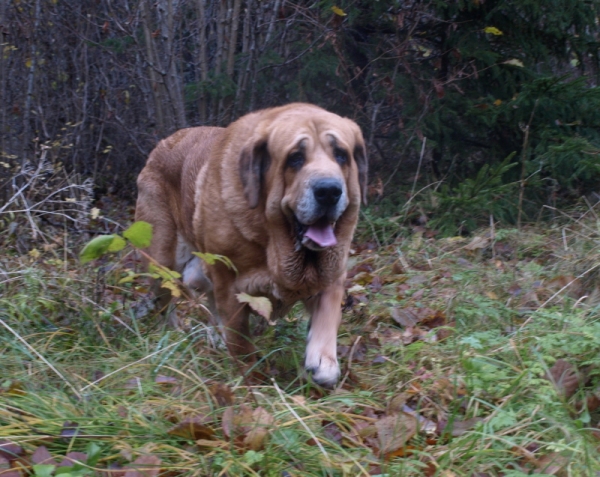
334, 148, 348, 165
287, 151, 305, 170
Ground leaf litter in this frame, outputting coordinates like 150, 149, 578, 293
2, 209, 600, 475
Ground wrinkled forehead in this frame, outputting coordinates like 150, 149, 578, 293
267, 110, 359, 153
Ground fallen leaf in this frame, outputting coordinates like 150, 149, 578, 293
237, 293, 273, 323
124, 455, 162, 477
243, 407, 275, 450
209, 382, 234, 407
534, 452, 569, 475
375, 412, 418, 457
167, 417, 215, 441
546, 359, 579, 399
60, 421, 80, 439
0, 456, 22, 477
443, 417, 484, 437
0, 441, 23, 460
465, 236, 489, 250
31, 447, 58, 466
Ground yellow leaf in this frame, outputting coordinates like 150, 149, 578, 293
493, 99, 502, 106
485, 291, 499, 300
29, 248, 41, 259
331, 6, 347, 16
25, 58, 32, 68
237, 293, 273, 324
503, 58, 524, 67
161, 279, 181, 298
484, 26, 503, 35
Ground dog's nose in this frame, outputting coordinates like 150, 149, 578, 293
313, 179, 343, 207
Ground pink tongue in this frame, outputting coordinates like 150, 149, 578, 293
305, 221, 337, 247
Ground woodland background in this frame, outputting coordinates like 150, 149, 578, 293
2, 0, 600, 235
2, 2, 600, 475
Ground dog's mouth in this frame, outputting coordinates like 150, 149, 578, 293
295, 216, 337, 251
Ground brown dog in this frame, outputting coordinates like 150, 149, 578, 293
135, 103, 367, 386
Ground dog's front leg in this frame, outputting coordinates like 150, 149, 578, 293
304, 277, 344, 387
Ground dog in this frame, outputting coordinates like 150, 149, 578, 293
135, 103, 367, 386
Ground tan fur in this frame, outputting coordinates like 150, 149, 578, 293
135, 103, 367, 386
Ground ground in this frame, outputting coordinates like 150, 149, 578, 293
1, 197, 599, 477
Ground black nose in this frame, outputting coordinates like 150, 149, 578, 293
313, 179, 343, 207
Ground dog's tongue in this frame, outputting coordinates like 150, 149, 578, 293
305, 219, 337, 247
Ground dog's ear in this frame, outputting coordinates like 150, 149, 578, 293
354, 143, 368, 205
239, 140, 270, 208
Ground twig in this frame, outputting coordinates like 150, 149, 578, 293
517, 99, 539, 229
80, 339, 183, 392
410, 137, 427, 204
336, 335, 361, 390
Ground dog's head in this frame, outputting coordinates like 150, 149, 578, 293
239, 104, 367, 251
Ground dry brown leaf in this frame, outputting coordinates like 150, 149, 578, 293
243, 407, 275, 450
546, 275, 584, 299
0, 441, 23, 460
391, 307, 419, 327
31, 446, 58, 466
375, 412, 417, 457
196, 439, 228, 449
0, 457, 22, 477
124, 455, 162, 477
222, 405, 274, 450
465, 236, 489, 250
534, 452, 569, 476
167, 417, 215, 441
546, 359, 579, 399
60, 421, 80, 438
209, 382, 234, 407
445, 417, 484, 437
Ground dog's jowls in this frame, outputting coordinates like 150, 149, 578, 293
135, 103, 367, 386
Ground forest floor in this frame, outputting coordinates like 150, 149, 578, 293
1, 196, 600, 477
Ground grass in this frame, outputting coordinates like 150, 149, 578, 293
1, 202, 600, 476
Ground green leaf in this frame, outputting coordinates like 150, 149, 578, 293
79, 235, 119, 264
108, 235, 126, 252
148, 263, 181, 281
85, 442, 102, 467
123, 221, 153, 248
193, 252, 238, 273
33, 464, 56, 477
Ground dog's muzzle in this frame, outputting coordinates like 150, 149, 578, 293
294, 178, 347, 251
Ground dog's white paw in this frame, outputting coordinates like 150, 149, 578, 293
305, 351, 340, 388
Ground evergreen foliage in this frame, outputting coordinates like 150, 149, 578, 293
1, 0, 600, 233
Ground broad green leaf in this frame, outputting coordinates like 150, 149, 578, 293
193, 252, 238, 273
33, 464, 56, 477
80, 235, 119, 264
148, 263, 181, 281
107, 235, 126, 252
237, 293, 273, 323
123, 221, 153, 248
85, 442, 102, 467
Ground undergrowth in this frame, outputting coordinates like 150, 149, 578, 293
1, 194, 600, 476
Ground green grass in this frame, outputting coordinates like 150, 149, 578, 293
1, 207, 600, 476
